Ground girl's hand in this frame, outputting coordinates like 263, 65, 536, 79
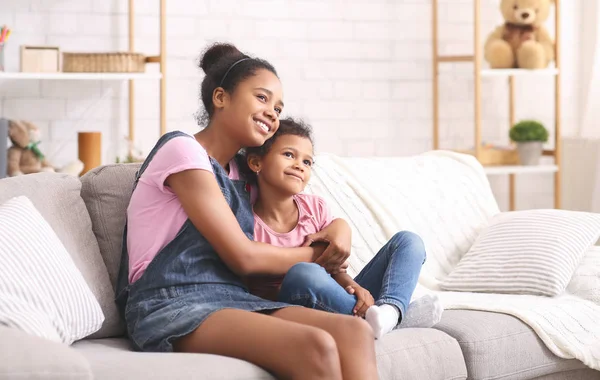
345, 285, 375, 318
303, 218, 351, 274
308, 241, 349, 274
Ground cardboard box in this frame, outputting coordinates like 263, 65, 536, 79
20, 46, 60, 73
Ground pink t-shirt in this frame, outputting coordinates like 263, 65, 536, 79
246, 193, 334, 299
126, 134, 244, 283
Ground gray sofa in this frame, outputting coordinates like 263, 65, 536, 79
0, 163, 598, 380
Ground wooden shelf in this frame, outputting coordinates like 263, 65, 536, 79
432, 0, 562, 210
0, 72, 162, 80
480, 68, 559, 77
483, 165, 559, 175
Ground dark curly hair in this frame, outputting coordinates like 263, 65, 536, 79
196, 42, 278, 127
240, 117, 314, 184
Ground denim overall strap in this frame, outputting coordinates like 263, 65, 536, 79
114, 131, 196, 319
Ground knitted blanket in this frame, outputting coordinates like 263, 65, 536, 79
305, 151, 600, 371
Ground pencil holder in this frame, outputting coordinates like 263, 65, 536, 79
0, 43, 5, 72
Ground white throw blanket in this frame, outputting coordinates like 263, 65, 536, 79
305, 151, 600, 371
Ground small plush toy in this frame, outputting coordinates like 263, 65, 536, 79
484, 0, 555, 69
6, 120, 83, 177
7, 120, 56, 176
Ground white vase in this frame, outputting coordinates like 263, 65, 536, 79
516, 141, 543, 165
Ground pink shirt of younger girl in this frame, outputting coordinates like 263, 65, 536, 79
126, 134, 245, 284
253, 193, 334, 247
247, 193, 334, 299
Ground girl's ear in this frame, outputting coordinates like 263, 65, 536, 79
247, 154, 262, 173
212, 87, 228, 110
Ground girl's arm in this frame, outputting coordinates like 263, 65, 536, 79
167, 168, 326, 276
303, 218, 352, 274
332, 272, 356, 289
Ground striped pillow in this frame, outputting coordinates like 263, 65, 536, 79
441, 209, 600, 297
0, 196, 104, 344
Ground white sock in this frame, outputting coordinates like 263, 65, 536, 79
397, 294, 443, 329
365, 304, 400, 339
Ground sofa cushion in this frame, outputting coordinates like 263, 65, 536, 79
441, 210, 600, 297
376, 327, 467, 380
536, 369, 600, 380
80, 163, 140, 291
567, 245, 600, 305
434, 310, 592, 380
0, 196, 105, 344
73, 338, 276, 380
0, 324, 92, 380
535, 368, 600, 380
0, 172, 122, 339
74, 329, 467, 380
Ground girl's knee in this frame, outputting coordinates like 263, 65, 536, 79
391, 231, 426, 262
330, 314, 374, 341
348, 316, 373, 339
297, 328, 340, 376
284, 262, 327, 284
304, 328, 338, 356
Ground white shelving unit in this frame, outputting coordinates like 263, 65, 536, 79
431, 0, 562, 210
0, 72, 162, 80
0, 0, 166, 169
483, 164, 559, 176
480, 68, 559, 77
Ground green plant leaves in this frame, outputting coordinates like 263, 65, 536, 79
509, 120, 549, 142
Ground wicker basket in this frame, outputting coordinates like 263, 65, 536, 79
457, 146, 520, 166
62, 52, 146, 73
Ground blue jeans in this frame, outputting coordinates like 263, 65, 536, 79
277, 231, 426, 317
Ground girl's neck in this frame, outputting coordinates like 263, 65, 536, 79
194, 125, 241, 169
253, 184, 299, 233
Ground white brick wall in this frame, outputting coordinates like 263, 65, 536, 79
0, 0, 583, 211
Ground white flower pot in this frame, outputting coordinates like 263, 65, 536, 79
516, 141, 544, 166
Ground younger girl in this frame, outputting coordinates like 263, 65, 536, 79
243, 117, 444, 338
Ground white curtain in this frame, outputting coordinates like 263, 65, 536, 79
562, 1, 600, 213
580, 1, 600, 139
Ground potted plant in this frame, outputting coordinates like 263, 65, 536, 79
509, 120, 549, 165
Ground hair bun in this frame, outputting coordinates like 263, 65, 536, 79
199, 43, 245, 74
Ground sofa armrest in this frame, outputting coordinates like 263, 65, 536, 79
0, 326, 92, 379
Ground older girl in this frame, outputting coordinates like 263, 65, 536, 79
115, 43, 378, 380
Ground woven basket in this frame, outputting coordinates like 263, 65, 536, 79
457, 147, 520, 166
62, 52, 146, 73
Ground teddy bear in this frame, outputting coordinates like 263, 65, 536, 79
7, 120, 83, 177
484, 0, 555, 69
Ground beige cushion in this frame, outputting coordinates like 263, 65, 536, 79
567, 245, 600, 305
73, 338, 275, 380
441, 210, 600, 297
536, 370, 600, 380
0, 196, 105, 344
80, 163, 140, 290
375, 327, 467, 380
0, 323, 92, 380
74, 329, 467, 380
434, 310, 591, 380
0, 172, 122, 339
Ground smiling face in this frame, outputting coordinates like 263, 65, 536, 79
217, 68, 284, 148
249, 134, 314, 196
501, 0, 553, 26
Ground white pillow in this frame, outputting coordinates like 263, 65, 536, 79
566, 245, 600, 305
0, 196, 104, 344
441, 209, 600, 297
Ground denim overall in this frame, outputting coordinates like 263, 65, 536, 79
115, 131, 293, 352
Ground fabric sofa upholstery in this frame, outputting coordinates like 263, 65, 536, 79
1, 155, 598, 379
